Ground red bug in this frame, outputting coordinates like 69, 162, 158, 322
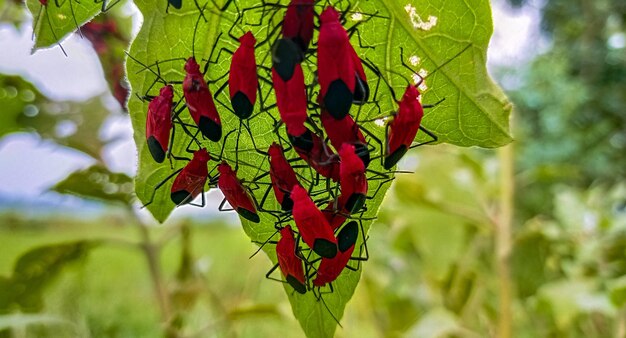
217, 161, 260, 223
170, 148, 211, 205
351, 47, 369, 104
228, 31, 259, 120
313, 220, 367, 287
143, 148, 211, 208
183, 57, 222, 142
270, 0, 314, 81
322, 197, 348, 230
317, 6, 368, 119
338, 144, 367, 214
270, 225, 308, 294
382, 84, 434, 170
319, 107, 370, 167
288, 126, 341, 182
363, 45, 472, 169
291, 185, 338, 259
81, 19, 123, 55
281, 0, 315, 54
267, 143, 302, 211
146, 85, 174, 163
272, 63, 308, 136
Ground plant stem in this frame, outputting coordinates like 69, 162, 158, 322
496, 143, 514, 338
616, 305, 626, 338
128, 208, 175, 338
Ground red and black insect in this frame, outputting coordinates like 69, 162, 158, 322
217, 161, 261, 223
262, 143, 302, 211
291, 185, 338, 259
212, 29, 275, 166
227, 31, 259, 120
338, 143, 367, 214
288, 125, 341, 182
143, 148, 212, 208
170, 148, 211, 205
322, 197, 348, 230
281, 0, 315, 54
317, 6, 371, 119
82, 18, 124, 55
319, 106, 370, 167
270, 0, 315, 81
265, 225, 308, 294
363, 45, 472, 169
272, 62, 308, 136
313, 220, 368, 287
183, 57, 222, 142
380, 83, 436, 170
145, 85, 174, 163
137, 7, 222, 143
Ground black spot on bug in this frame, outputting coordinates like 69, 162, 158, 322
324, 80, 353, 119
199, 116, 222, 142
345, 193, 366, 215
168, 0, 182, 9
384, 145, 408, 170
272, 38, 302, 82
281, 194, 294, 211
337, 221, 358, 253
171, 190, 192, 206
238, 208, 260, 223
353, 75, 369, 104
287, 275, 307, 294
288, 129, 314, 152
147, 136, 166, 163
231, 91, 253, 119
313, 238, 337, 258
354, 142, 370, 168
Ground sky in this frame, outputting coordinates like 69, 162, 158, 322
0, 0, 542, 223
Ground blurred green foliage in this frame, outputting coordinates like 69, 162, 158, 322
505, 0, 626, 220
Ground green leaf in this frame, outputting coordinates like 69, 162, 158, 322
407, 307, 461, 338
52, 164, 134, 205
126, 1, 510, 336
0, 0, 26, 28
378, 1, 512, 147
0, 75, 41, 138
608, 276, 626, 308
536, 279, 615, 330
0, 241, 98, 313
26, 0, 119, 52
19, 97, 113, 160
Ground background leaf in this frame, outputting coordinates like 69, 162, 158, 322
0, 241, 98, 313
52, 164, 134, 204
26, 0, 123, 52
126, 0, 510, 336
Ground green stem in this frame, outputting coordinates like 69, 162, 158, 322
616, 305, 626, 338
496, 143, 514, 338
127, 208, 176, 338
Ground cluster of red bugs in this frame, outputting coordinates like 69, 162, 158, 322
131, 0, 469, 322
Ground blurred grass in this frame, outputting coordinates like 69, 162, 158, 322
0, 216, 306, 338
